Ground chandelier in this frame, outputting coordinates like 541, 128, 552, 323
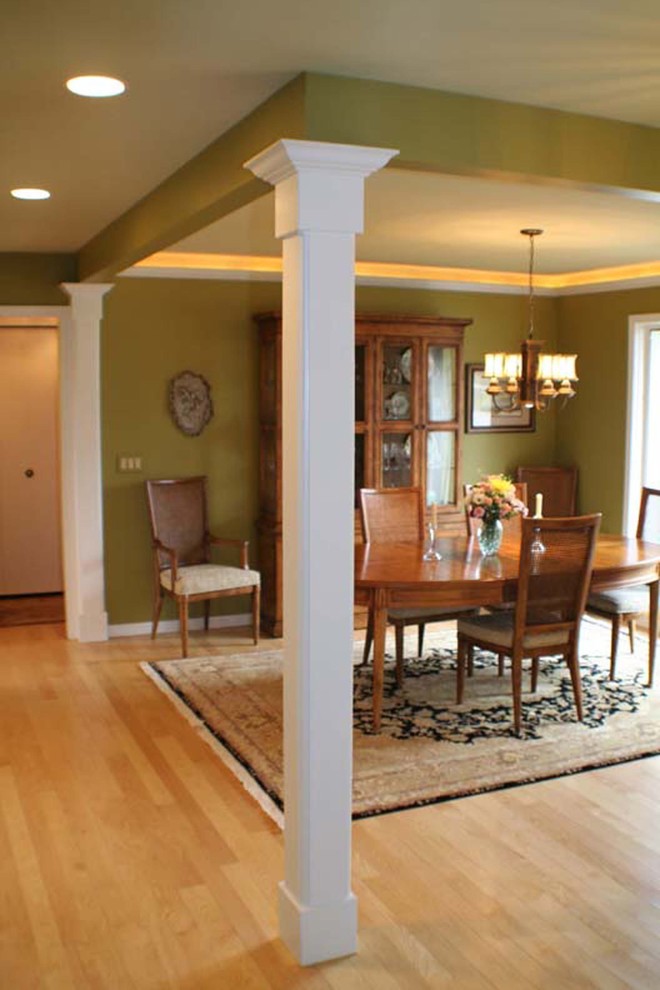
483, 229, 578, 411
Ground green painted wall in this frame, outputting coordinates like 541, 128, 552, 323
0, 253, 77, 304
102, 278, 281, 624
556, 286, 660, 532
103, 278, 562, 625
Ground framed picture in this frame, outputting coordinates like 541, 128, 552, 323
465, 363, 535, 433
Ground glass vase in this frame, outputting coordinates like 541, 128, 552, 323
477, 518, 503, 556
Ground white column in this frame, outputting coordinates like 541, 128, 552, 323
245, 140, 397, 965
61, 283, 114, 642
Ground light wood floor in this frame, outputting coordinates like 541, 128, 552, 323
2, 621, 660, 989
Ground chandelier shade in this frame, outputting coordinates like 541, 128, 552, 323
483, 230, 578, 411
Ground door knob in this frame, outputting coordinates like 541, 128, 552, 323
24, 469, 34, 478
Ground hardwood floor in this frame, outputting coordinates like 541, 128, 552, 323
1, 622, 660, 989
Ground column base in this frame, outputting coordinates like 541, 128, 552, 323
77, 610, 108, 642
278, 881, 357, 966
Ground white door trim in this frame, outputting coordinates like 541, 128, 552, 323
623, 313, 660, 535
0, 294, 112, 641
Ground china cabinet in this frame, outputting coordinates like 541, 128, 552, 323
255, 312, 471, 636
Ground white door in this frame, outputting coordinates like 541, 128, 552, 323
0, 326, 63, 594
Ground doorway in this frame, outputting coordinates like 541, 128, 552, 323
0, 320, 64, 624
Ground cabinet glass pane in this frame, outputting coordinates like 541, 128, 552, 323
354, 434, 365, 508
427, 345, 456, 422
382, 344, 413, 421
426, 432, 455, 506
381, 432, 412, 488
355, 345, 366, 422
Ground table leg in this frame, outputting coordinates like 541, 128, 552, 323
372, 589, 388, 732
648, 577, 658, 687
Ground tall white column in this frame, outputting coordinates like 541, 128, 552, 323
61, 283, 114, 642
245, 140, 397, 965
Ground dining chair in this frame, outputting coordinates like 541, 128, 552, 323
515, 466, 578, 516
586, 486, 660, 683
145, 476, 260, 657
464, 481, 528, 678
455, 513, 601, 734
359, 487, 477, 684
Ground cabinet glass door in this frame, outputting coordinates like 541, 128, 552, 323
427, 345, 456, 422
426, 431, 455, 506
381, 343, 414, 422
380, 431, 413, 488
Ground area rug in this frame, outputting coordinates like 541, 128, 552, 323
142, 619, 660, 824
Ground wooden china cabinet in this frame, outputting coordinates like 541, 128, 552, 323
255, 312, 472, 636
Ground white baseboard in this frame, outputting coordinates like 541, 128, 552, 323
108, 611, 252, 639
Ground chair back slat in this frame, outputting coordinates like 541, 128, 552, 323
515, 466, 577, 516
360, 488, 424, 543
515, 514, 601, 640
637, 487, 660, 542
145, 477, 208, 569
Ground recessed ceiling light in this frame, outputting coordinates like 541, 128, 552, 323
66, 75, 126, 98
11, 188, 51, 200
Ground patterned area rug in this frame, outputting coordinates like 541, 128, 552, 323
143, 619, 660, 823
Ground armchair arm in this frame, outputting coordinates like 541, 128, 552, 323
206, 533, 250, 569
153, 538, 179, 583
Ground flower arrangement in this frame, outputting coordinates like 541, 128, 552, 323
465, 474, 528, 524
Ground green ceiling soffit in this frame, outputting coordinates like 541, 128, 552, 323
77, 71, 660, 282
0, 252, 77, 305
77, 75, 307, 283
305, 74, 660, 194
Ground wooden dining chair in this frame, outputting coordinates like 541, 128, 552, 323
463, 481, 527, 678
360, 487, 477, 684
586, 486, 660, 684
456, 513, 601, 734
515, 466, 578, 516
145, 476, 260, 657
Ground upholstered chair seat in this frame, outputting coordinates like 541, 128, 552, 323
457, 612, 570, 651
161, 564, 261, 596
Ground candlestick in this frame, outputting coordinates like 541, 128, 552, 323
431, 502, 438, 530
534, 492, 543, 518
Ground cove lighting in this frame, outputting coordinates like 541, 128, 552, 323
10, 188, 51, 200
66, 75, 126, 98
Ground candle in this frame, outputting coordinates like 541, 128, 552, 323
431, 502, 438, 530
534, 492, 543, 518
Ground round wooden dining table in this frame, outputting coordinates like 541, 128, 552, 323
354, 533, 660, 731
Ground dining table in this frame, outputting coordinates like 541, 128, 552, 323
354, 532, 660, 731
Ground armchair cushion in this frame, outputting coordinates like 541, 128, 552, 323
160, 563, 260, 596
458, 612, 570, 650
587, 586, 648, 615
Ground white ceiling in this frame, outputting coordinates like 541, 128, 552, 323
4, 0, 660, 266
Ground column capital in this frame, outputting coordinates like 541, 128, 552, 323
62, 283, 114, 319
245, 140, 398, 238
245, 139, 397, 186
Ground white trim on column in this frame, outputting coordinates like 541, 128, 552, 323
245, 140, 397, 966
62, 283, 114, 641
